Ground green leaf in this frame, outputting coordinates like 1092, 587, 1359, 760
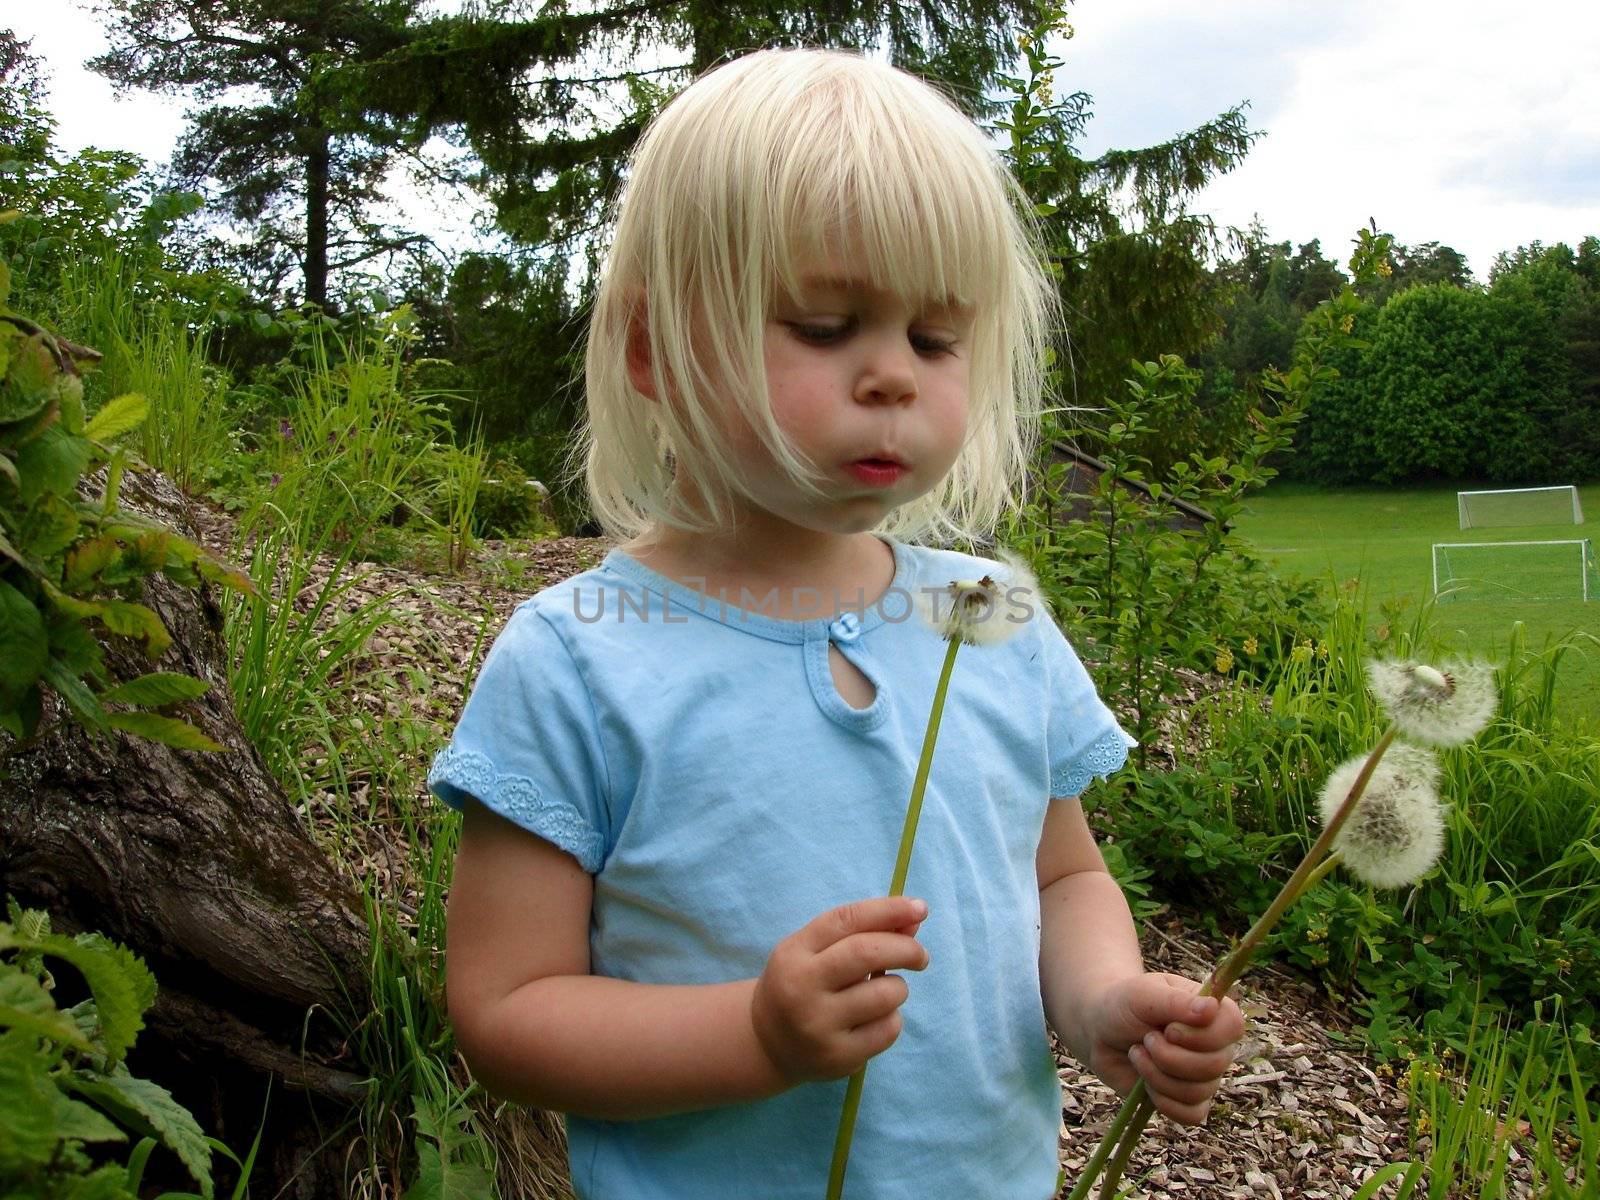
84, 394, 149, 443
0, 578, 48, 706
60, 373, 86, 436
43, 657, 111, 732
105, 712, 224, 753
0, 335, 56, 425
100, 672, 211, 707
45, 597, 108, 669
54, 1089, 129, 1144
195, 554, 256, 596
403, 1096, 494, 1200
0, 931, 152, 1066
64, 535, 122, 591
96, 600, 173, 657
16, 423, 94, 505
0, 964, 92, 1050
103, 448, 126, 515
61, 1163, 141, 1200
0, 1030, 61, 1172
19, 492, 82, 560
68, 1072, 213, 1197
403, 1136, 495, 1200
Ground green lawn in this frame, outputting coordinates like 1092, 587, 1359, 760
1233, 481, 1600, 728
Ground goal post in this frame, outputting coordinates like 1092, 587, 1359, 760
1458, 485, 1584, 530
1432, 539, 1598, 602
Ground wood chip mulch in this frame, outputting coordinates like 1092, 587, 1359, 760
182, 496, 1544, 1199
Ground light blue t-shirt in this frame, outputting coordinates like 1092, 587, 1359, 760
428, 535, 1134, 1200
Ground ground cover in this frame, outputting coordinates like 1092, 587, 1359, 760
1233, 481, 1600, 728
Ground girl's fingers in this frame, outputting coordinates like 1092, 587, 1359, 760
1142, 1028, 1236, 1083
832, 971, 910, 1027
815, 931, 929, 990
842, 1009, 904, 1062
801, 896, 928, 955
1128, 1043, 1219, 1124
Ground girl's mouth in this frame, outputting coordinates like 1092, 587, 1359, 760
847, 459, 906, 486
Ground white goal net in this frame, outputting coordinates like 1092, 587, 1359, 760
1458, 486, 1584, 529
1432, 539, 1599, 602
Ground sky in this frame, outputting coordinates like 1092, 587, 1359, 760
9, 1, 1600, 283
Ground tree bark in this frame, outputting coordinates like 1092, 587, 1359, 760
0, 467, 368, 1197
305, 128, 331, 310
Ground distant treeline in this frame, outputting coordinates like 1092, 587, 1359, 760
1194, 234, 1600, 485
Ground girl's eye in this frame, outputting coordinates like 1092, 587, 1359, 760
789, 320, 852, 343
911, 332, 958, 357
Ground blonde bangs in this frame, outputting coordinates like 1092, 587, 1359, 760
581, 48, 1058, 549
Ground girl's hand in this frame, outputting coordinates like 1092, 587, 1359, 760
1082, 972, 1244, 1125
751, 896, 930, 1084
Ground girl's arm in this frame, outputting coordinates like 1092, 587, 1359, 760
1036, 797, 1242, 1125
446, 799, 928, 1120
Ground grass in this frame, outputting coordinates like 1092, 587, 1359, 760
1233, 480, 1600, 728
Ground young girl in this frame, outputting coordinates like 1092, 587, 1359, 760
431, 48, 1244, 1199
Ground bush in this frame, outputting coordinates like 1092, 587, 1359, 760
0, 899, 230, 1198
1292, 283, 1575, 484
474, 460, 555, 539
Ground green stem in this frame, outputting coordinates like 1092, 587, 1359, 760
1065, 1079, 1146, 1200
1074, 727, 1399, 1200
1098, 1094, 1149, 1200
825, 636, 963, 1199
889, 637, 962, 897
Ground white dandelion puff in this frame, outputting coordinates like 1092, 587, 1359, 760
1318, 743, 1445, 888
915, 546, 1040, 647
1365, 659, 1498, 746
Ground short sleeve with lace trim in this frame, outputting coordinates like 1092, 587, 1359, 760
427, 602, 610, 872
1038, 612, 1137, 799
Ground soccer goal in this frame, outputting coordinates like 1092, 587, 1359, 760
1432, 539, 1599, 602
1458, 486, 1584, 529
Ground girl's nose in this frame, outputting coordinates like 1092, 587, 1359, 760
854, 334, 918, 406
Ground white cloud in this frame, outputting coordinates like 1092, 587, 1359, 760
9, 6, 188, 168
1063, 0, 1600, 278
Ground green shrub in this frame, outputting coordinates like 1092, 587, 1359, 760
0, 263, 247, 748
0, 898, 225, 1199
474, 460, 554, 539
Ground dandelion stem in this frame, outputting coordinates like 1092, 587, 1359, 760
826, 636, 963, 1199
889, 637, 963, 896
1073, 726, 1399, 1200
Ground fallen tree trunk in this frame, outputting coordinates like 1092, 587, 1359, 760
0, 467, 370, 1197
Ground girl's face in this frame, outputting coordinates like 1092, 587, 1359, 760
728, 268, 972, 539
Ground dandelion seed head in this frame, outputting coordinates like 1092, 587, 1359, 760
915, 546, 1039, 647
1365, 658, 1498, 746
1318, 743, 1445, 888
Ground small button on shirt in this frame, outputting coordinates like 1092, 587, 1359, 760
829, 609, 863, 642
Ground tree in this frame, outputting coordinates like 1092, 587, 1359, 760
86, 0, 450, 309
1490, 239, 1600, 478
0, 32, 198, 306
332, 0, 1042, 270
1366, 237, 1475, 305
999, 14, 1259, 420
1323, 284, 1569, 484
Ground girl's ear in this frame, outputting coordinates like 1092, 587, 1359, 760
625, 302, 659, 402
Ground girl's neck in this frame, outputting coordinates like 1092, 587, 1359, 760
620, 525, 895, 622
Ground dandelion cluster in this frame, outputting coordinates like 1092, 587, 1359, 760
1318, 743, 1446, 888
1365, 659, 1497, 746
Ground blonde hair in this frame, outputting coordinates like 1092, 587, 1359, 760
574, 47, 1058, 548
